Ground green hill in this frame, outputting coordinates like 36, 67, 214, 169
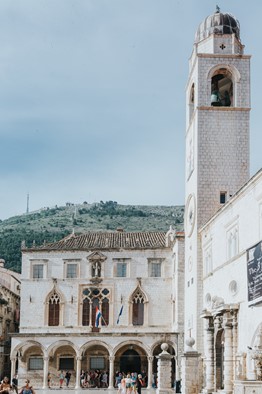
0, 201, 184, 272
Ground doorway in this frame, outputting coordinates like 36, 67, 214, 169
120, 349, 141, 374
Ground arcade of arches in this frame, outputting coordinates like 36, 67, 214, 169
10, 339, 177, 389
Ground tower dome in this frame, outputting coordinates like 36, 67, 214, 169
195, 6, 240, 43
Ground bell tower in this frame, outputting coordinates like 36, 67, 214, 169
184, 8, 250, 351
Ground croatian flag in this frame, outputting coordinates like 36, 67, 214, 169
117, 305, 123, 324
95, 306, 102, 327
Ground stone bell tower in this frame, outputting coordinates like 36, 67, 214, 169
184, 7, 250, 352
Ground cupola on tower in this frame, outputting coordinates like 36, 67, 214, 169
184, 7, 250, 352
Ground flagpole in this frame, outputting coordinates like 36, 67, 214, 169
101, 314, 108, 326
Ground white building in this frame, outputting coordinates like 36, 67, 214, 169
0, 259, 20, 377
183, 7, 262, 394
11, 230, 184, 389
10, 7, 262, 393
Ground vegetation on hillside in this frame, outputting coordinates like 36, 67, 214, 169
0, 201, 184, 273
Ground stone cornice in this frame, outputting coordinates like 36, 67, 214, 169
198, 106, 251, 112
197, 53, 251, 59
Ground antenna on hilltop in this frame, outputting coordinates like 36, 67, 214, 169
26, 193, 30, 214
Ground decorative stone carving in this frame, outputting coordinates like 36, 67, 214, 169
250, 326, 262, 380
211, 295, 224, 309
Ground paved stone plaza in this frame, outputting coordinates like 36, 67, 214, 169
34, 389, 156, 394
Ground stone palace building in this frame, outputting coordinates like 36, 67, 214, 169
10, 7, 262, 394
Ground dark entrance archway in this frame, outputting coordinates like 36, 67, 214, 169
215, 329, 224, 390
120, 349, 141, 374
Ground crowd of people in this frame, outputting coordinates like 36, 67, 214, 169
0, 369, 152, 392
79, 370, 149, 391
115, 372, 148, 394
80, 370, 109, 388
0, 376, 35, 394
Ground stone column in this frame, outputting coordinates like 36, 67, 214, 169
108, 356, 115, 389
223, 312, 233, 394
75, 356, 82, 389
10, 357, 16, 380
202, 314, 215, 393
181, 338, 201, 394
232, 309, 238, 381
147, 356, 154, 389
42, 356, 49, 389
156, 343, 173, 394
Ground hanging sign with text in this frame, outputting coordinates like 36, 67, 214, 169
247, 241, 262, 306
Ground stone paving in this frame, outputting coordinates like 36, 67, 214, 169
34, 389, 158, 394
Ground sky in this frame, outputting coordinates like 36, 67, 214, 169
0, 0, 262, 220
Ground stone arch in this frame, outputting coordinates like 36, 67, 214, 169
151, 341, 176, 386
151, 340, 176, 356
80, 339, 113, 356
46, 340, 78, 384
207, 64, 241, 107
12, 340, 46, 385
80, 340, 112, 374
47, 340, 79, 357
207, 64, 241, 84
113, 340, 150, 375
113, 340, 150, 357
11, 340, 45, 359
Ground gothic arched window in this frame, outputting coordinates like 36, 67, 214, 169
48, 292, 60, 326
132, 289, 144, 326
82, 288, 111, 330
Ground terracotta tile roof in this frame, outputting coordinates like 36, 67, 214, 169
25, 231, 168, 251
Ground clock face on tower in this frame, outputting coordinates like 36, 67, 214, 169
185, 193, 196, 237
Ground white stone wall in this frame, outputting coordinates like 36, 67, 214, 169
184, 30, 250, 356
198, 55, 251, 109
201, 169, 262, 379
19, 247, 177, 334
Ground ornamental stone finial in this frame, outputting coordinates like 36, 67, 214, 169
161, 343, 169, 353
216, 5, 220, 13
185, 337, 196, 352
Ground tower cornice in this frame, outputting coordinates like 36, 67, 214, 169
197, 106, 251, 112
197, 53, 251, 59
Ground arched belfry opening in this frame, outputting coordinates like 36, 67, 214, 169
189, 83, 195, 122
211, 68, 233, 107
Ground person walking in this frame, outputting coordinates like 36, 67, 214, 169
12, 375, 18, 394
47, 372, 51, 389
59, 371, 64, 388
19, 379, 35, 394
0, 376, 11, 393
65, 371, 71, 387
136, 375, 143, 394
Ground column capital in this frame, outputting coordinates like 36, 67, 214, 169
222, 312, 233, 329
147, 356, 154, 362
109, 356, 115, 362
76, 356, 82, 361
43, 356, 49, 361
